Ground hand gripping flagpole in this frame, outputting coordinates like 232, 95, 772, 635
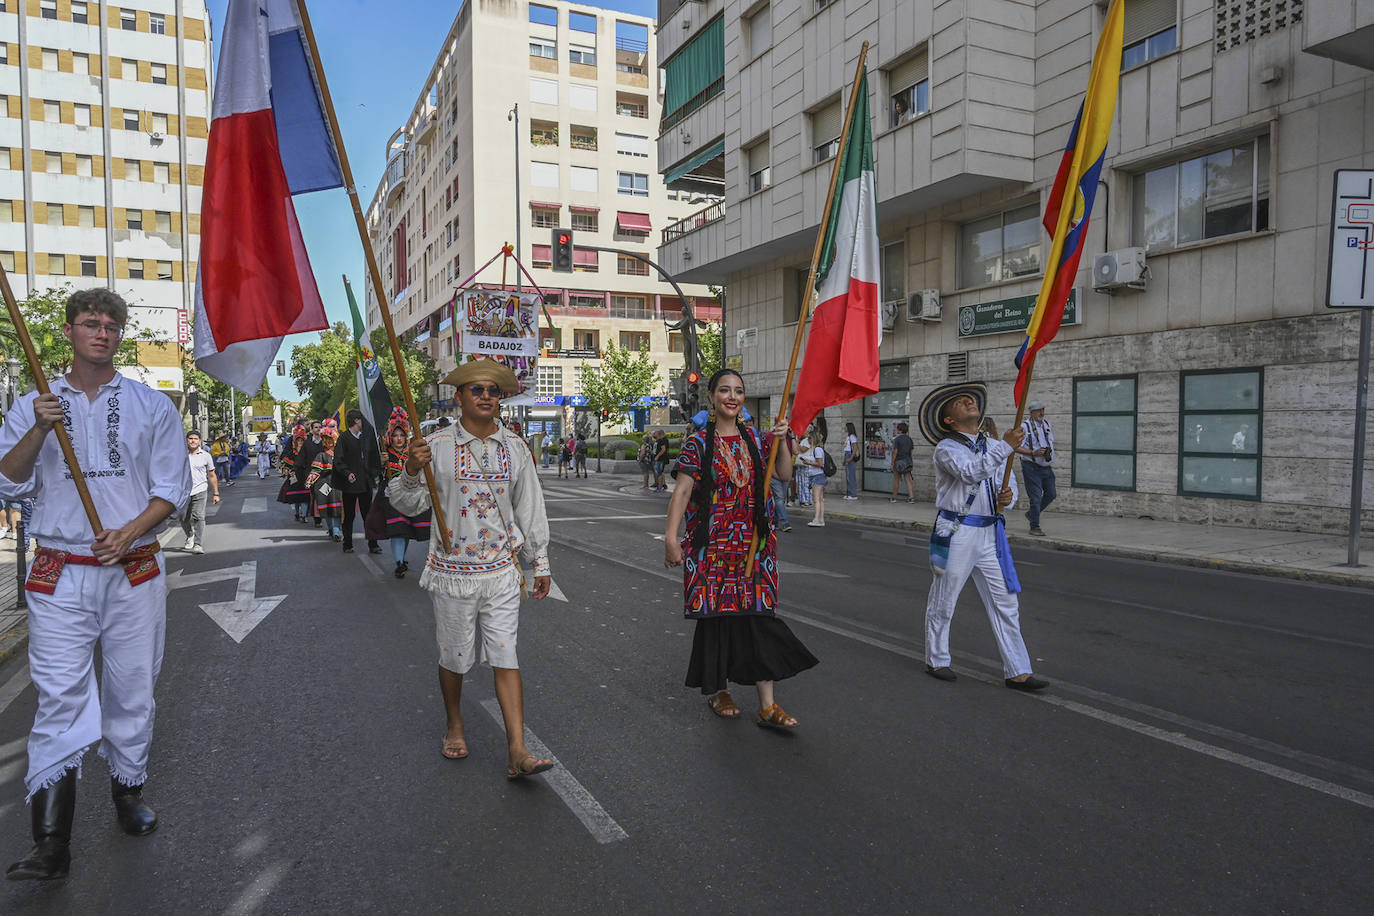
0, 264, 104, 535
745, 41, 870, 578
295, 0, 452, 553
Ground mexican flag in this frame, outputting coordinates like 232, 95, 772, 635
345, 276, 393, 467
789, 69, 881, 438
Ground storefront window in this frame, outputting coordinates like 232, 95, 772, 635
1179, 369, 1262, 499
1073, 376, 1137, 491
861, 363, 911, 494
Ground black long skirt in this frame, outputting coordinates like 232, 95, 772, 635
684, 615, 818, 694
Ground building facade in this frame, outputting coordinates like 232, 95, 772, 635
0, 0, 211, 407
363, 0, 717, 437
657, 0, 1374, 535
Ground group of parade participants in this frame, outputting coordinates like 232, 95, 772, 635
0, 288, 1046, 881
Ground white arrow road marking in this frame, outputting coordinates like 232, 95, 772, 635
166, 562, 286, 643
240, 497, 267, 514
547, 578, 567, 602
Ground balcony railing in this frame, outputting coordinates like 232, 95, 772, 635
661, 78, 722, 131
662, 201, 723, 245
615, 36, 648, 54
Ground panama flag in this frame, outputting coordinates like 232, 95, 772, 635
1013, 0, 1124, 406
790, 69, 881, 438
194, 0, 339, 394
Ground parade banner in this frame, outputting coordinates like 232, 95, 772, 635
456, 290, 540, 397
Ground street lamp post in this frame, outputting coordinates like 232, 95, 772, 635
6, 357, 25, 609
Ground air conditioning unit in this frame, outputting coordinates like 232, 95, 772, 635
906, 288, 941, 322
1093, 247, 1148, 292
149, 131, 165, 143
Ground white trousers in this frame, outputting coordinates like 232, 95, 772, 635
924, 524, 1033, 678
24, 557, 167, 798
257, 453, 271, 477
431, 586, 521, 674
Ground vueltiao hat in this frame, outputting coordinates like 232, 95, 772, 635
917, 381, 988, 447
441, 358, 520, 394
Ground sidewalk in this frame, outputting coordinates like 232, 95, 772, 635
0, 534, 28, 665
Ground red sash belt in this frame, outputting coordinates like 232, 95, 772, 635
25, 542, 162, 595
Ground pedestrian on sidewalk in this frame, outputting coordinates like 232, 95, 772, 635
793, 429, 813, 508
802, 432, 828, 526
557, 434, 572, 478
889, 422, 916, 503
918, 381, 1048, 692
664, 368, 816, 728
0, 287, 191, 881
637, 435, 653, 488
255, 432, 274, 479
541, 431, 553, 469
843, 422, 860, 499
333, 409, 381, 555
364, 408, 430, 579
574, 434, 588, 478
277, 423, 311, 522
1015, 400, 1056, 536
651, 429, 669, 491
392, 359, 555, 779
305, 419, 342, 541
181, 431, 219, 554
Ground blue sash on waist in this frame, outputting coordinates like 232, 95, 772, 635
936, 510, 1021, 594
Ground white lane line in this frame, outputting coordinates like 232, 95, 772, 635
240, 497, 267, 514
0, 664, 31, 716
479, 698, 628, 845
548, 514, 663, 522
356, 553, 385, 578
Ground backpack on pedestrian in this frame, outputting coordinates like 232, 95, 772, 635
822, 448, 837, 478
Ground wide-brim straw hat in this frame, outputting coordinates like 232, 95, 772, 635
441, 358, 520, 394
917, 381, 988, 446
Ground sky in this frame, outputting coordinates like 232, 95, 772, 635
202, 0, 661, 401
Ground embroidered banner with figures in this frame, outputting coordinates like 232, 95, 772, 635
455, 291, 540, 398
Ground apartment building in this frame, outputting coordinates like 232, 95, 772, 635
362, 0, 717, 437
657, 0, 1374, 534
0, 0, 211, 407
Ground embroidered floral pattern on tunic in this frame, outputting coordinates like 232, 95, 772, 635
105, 389, 122, 467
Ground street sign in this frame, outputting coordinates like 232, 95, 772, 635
957, 288, 1081, 338
1328, 169, 1374, 308
176, 309, 190, 344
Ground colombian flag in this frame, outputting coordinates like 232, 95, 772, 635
1013, 0, 1124, 406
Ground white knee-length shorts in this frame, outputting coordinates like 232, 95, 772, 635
432, 587, 520, 673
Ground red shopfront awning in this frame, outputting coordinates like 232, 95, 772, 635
616, 211, 651, 233
569, 204, 600, 213
529, 200, 562, 210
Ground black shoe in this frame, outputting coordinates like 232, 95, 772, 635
342, 545, 354, 553
111, 778, 157, 836
924, 665, 957, 682
400, 561, 409, 572
314, 519, 322, 528
368, 543, 382, 555
394, 562, 406, 579
331, 533, 341, 543
1005, 675, 1050, 691
6, 770, 75, 880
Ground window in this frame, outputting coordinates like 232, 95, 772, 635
74, 104, 91, 127
536, 365, 562, 397
569, 11, 597, 34
959, 204, 1041, 288
529, 3, 557, 27
531, 207, 558, 229
42, 49, 58, 70
157, 260, 173, 280
155, 210, 171, 233
124, 110, 141, 131
746, 142, 770, 193
1122, 0, 1178, 69
570, 83, 598, 112
617, 171, 648, 197
570, 126, 597, 150
151, 113, 168, 133
43, 100, 59, 121
615, 132, 648, 158
530, 120, 557, 146
1179, 369, 1262, 499
611, 295, 649, 317
128, 260, 144, 279
124, 157, 141, 179
616, 62, 643, 75
617, 254, 649, 276
573, 249, 598, 272
40, 0, 56, 19
45, 152, 61, 174
570, 165, 598, 193
0, 252, 12, 272
151, 63, 167, 85
1074, 376, 1137, 491
529, 77, 558, 105
568, 296, 603, 312
0, 46, 6, 64
49, 254, 66, 276
76, 154, 93, 176
888, 52, 930, 127
619, 331, 650, 351
73, 53, 89, 75
78, 205, 94, 228
569, 44, 596, 66
531, 243, 552, 268
121, 10, 136, 30
46, 205, 63, 226
572, 328, 601, 350
126, 209, 142, 230
71, 1, 88, 24
571, 210, 597, 232
149, 13, 166, 35
861, 363, 913, 493
881, 240, 905, 306
668, 332, 684, 353
745, 6, 771, 59
1133, 136, 1270, 251
811, 100, 842, 163
530, 161, 558, 188
80, 255, 97, 277
529, 39, 557, 60
154, 162, 169, 183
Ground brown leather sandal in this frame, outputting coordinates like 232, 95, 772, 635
756, 703, 798, 729
707, 691, 741, 719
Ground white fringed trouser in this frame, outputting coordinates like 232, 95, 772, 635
924, 524, 1033, 678
24, 557, 166, 799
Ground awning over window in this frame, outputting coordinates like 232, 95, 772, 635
531, 244, 551, 260
573, 249, 598, 267
616, 211, 651, 233
663, 16, 724, 119
529, 200, 561, 210
569, 204, 600, 213
664, 138, 725, 185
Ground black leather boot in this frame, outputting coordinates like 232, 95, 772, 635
6, 770, 76, 881
111, 778, 158, 836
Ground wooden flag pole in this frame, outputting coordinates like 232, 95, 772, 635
999, 357, 1035, 492
0, 264, 104, 535
296, 0, 452, 553
745, 41, 870, 577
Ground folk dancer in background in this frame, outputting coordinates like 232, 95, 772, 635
918, 381, 1048, 691
392, 360, 556, 778
0, 288, 190, 881
302, 419, 342, 541
255, 432, 275, 479
277, 423, 312, 522
364, 407, 431, 579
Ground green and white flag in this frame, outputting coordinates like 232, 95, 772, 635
345, 276, 394, 465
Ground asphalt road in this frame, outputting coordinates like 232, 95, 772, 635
0, 470, 1370, 914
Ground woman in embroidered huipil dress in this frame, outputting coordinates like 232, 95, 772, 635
664, 369, 818, 728
365, 408, 432, 579
306, 419, 343, 540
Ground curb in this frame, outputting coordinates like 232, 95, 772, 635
0, 620, 27, 667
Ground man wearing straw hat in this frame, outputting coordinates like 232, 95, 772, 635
0, 288, 190, 881
917, 381, 1049, 692
391, 358, 556, 780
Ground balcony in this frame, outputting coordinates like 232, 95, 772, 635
383, 151, 407, 204
1304, 0, 1374, 69
657, 201, 725, 283
658, 90, 723, 186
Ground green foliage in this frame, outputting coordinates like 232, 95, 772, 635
0, 284, 156, 387
369, 326, 437, 418
696, 321, 722, 380
577, 342, 661, 427
286, 320, 437, 420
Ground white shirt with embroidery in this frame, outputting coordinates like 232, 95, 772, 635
933, 434, 1018, 515
390, 421, 551, 599
0, 373, 190, 552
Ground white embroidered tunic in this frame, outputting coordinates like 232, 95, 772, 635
390, 422, 551, 599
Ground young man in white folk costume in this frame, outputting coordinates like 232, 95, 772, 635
392, 359, 556, 779
0, 289, 190, 881
919, 381, 1049, 692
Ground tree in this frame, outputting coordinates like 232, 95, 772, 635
0, 284, 157, 388
369, 326, 438, 419
287, 321, 438, 420
578, 342, 661, 427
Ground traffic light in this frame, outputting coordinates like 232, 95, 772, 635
552, 228, 574, 273
685, 370, 701, 415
